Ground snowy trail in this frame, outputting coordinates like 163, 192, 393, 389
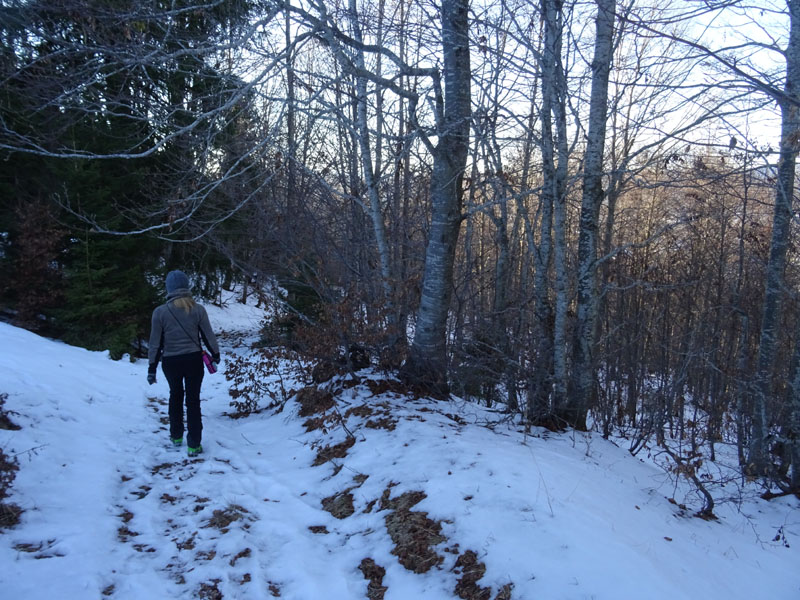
0, 302, 352, 599
105, 394, 262, 598
102, 380, 352, 599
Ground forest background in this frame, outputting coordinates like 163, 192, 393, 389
1, 0, 799, 495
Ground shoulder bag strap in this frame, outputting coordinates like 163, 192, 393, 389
166, 303, 204, 353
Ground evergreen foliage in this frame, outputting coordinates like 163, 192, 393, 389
57, 230, 161, 360
0, 0, 259, 356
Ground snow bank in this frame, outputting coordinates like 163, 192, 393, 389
0, 317, 798, 599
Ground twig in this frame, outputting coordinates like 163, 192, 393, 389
12, 444, 48, 458
661, 445, 716, 519
332, 403, 356, 440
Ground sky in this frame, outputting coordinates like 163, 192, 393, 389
0, 290, 798, 599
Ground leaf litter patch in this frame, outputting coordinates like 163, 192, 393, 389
296, 386, 334, 417
204, 503, 252, 533
365, 416, 397, 431
322, 490, 355, 519
198, 579, 223, 600
229, 547, 251, 566
0, 393, 21, 430
301, 386, 515, 597
380, 488, 445, 573
322, 472, 369, 519
0, 448, 22, 531
295, 385, 340, 432
0, 403, 22, 529
346, 404, 374, 419
152, 462, 179, 475
377, 486, 515, 596
346, 400, 398, 431
13, 538, 64, 559
365, 378, 411, 397
308, 525, 329, 534
453, 549, 514, 600
0, 495, 22, 530
359, 558, 388, 600
313, 436, 355, 466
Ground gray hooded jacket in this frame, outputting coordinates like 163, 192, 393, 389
148, 290, 220, 366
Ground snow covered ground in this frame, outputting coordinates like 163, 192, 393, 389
0, 294, 798, 600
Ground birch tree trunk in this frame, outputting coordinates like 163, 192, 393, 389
749, 0, 800, 474
390, 0, 412, 344
550, 0, 570, 413
348, 0, 395, 315
402, 0, 471, 396
564, 0, 617, 430
285, 1, 297, 213
515, 99, 552, 422
529, 148, 554, 419
529, 0, 567, 422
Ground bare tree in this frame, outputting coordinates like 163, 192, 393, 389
400, 0, 472, 395
617, 0, 800, 479
565, 0, 618, 430
750, 0, 800, 475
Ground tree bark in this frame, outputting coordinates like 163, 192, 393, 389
549, 0, 570, 413
402, 0, 471, 396
565, 0, 617, 430
749, 0, 800, 474
529, 0, 568, 422
349, 0, 395, 313
285, 1, 297, 213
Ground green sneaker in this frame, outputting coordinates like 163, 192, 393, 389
171, 438, 183, 447
187, 445, 203, 457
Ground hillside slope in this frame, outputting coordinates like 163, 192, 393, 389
0, 303, 798, 599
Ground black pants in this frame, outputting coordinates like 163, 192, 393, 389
162, 352, 204, 447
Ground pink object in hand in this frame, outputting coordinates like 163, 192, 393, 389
202, 352, 217, 374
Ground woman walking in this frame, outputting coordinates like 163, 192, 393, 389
147, 270, 220, 456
